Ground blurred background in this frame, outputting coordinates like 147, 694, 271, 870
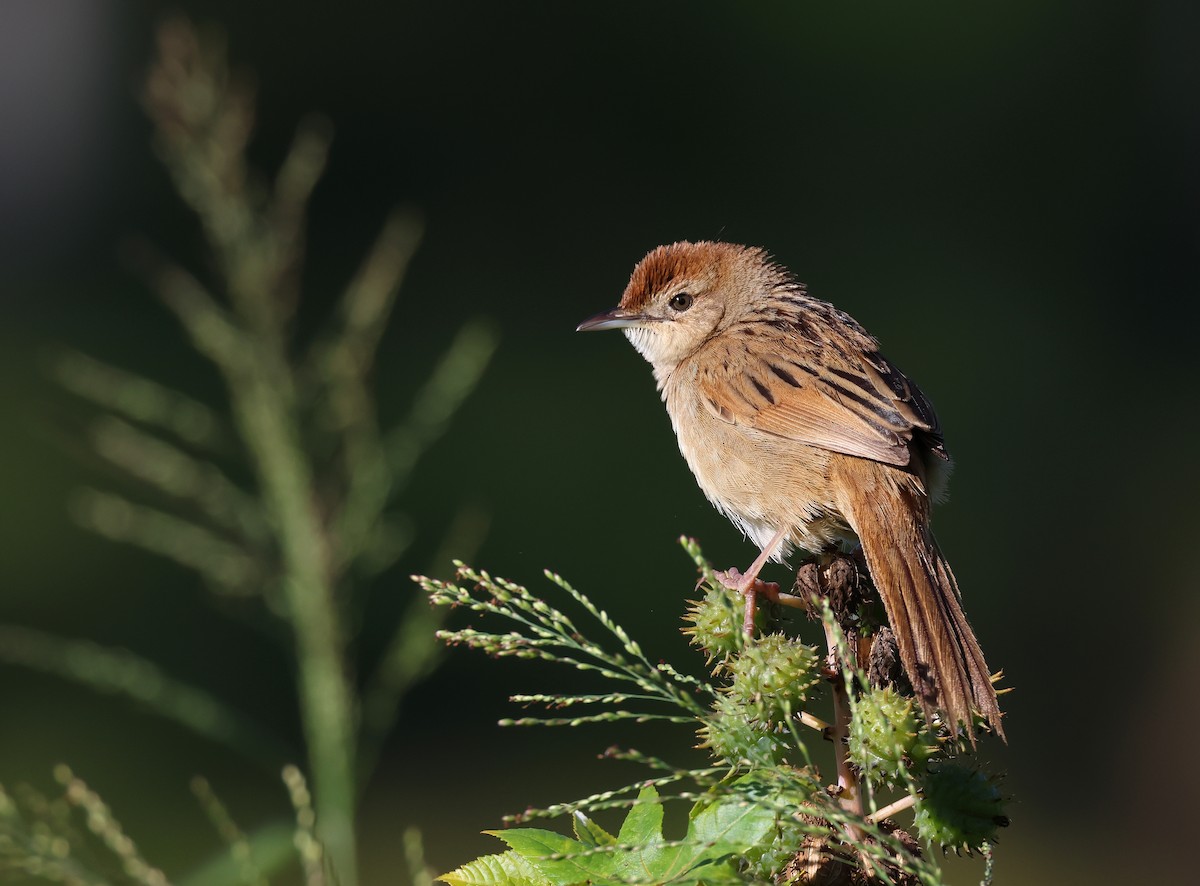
1, 0, 1197, 883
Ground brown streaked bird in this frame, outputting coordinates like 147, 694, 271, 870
577, 241, 1003, 739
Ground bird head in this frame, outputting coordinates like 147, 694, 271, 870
577, 241, 790, 374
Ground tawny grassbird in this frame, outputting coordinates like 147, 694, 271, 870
577, 241, 1003, 738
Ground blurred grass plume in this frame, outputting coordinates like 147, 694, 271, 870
0, 767, 170, 886
0, 15, 497, 886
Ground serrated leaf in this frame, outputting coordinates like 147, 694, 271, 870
609, 789, 777, 885
617, 785, 664, 846
573, 811, 617, 848
667, 858, 744, 885
478, 787, 780, 886
438, 850, 552, 886
688, 793, 777, 847
488, 828, 612, 885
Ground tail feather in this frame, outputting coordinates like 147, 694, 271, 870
831, 458, 1004, 740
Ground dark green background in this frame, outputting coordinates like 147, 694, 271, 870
2, 1, 1197, 883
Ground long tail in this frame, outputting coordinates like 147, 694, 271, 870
830, 457, 1004, 740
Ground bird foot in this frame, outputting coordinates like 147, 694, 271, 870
715, 568, 783, 636
715, 567, 781, 599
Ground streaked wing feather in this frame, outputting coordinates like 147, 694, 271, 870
696, 335, 944, 467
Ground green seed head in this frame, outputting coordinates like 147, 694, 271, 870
725, 633, 819, 725
913, 764, 1008, 851
697, 695, 791, 767
848, 686, 933, 784
682, 583, 748, 663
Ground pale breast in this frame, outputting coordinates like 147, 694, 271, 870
662, 370, 851, 559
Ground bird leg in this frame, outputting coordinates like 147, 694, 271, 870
714, 567, 779, 635
714, 527, 790, 636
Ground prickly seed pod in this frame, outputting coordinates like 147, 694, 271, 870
681, 583, 749, 663
696, 695, 790, 766
848, 685, 933, 784
725, 633, 820, 725
913, 763, 1008, 851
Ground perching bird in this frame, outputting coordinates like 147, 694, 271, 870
578, 241, 1002, 738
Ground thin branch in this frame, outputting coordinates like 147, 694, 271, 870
55, 767, 171, 886
321, 208, 424, 374
0, 626, 288, 768
865, 795, 916, 825
384, 317, 499, 492
357, 505, 489, 780
823, 618, 859, 800
87, 415, 269, 545
174, 821, 297, 886
190, 777, 269, 886
323, 222, 427, 572
282, 767, 326, 886
128, 242, 255, 381
70, 488, 263, 595
50, 348, 231, 453
499, 712, 695, 727
269, 114, 333, 320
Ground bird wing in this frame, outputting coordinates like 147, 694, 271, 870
693, 332, 946, 468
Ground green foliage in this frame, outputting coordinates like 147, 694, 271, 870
439, 851, 551, 886
440, 785, 778, 886
423, 563, 707, 727
418, 538, 1011, 885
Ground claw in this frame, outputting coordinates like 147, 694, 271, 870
715, 568, 783, 635
714, 527, 791, 637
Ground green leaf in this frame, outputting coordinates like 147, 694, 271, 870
438, 850, 552, 886
608, 792, 777, 885
473, 784, 783, 886
689, 793, 777, 847
573, 811, 617, 848
617, 785, 664, 846
487, 828, 610, 885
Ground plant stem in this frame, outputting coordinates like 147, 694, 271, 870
231, 357, 358, 886
153, 223, 361, 885
822, 619, 863, 842
865, 794, 916, 824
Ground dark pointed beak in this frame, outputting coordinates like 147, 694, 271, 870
576, 307, 646, 332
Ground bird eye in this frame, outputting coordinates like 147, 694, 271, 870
668, 292, 694, 312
